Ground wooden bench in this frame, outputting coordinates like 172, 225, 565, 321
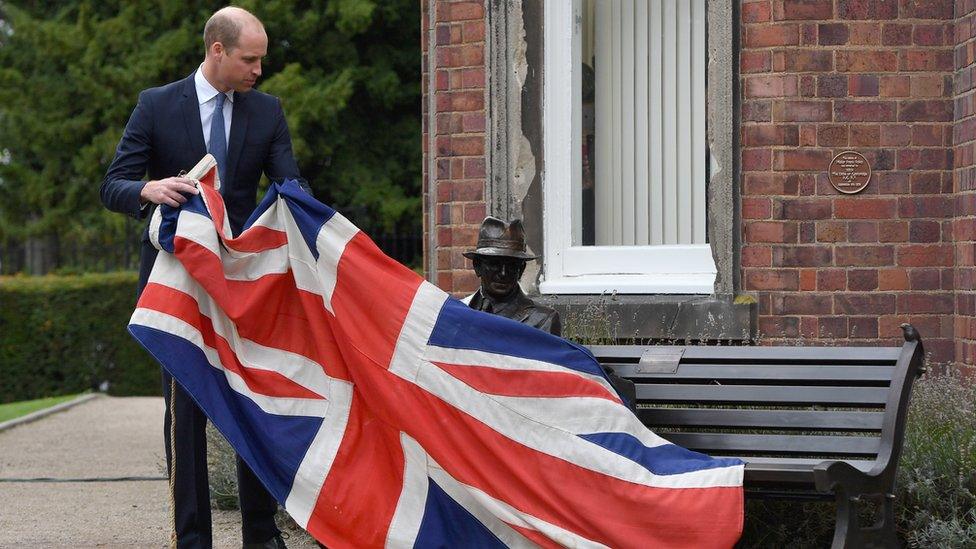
588, 324, 925, 549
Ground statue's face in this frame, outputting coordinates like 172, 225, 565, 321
473, 257, 526, 300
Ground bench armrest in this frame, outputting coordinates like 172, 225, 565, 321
813, 460, 883, 496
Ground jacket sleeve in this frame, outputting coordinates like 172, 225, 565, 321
265, 97, 313, 195
101, 91, 153, 218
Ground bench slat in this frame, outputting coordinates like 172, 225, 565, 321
608, 363, 895, 382
741, 459, 876, 486
639, 408, 885, 431
637, 384, 889, 405
738, 457, 875, 472
664, 433, 881, 456
588, 345, 901, 363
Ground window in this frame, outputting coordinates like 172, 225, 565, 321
542, 0, 714, 294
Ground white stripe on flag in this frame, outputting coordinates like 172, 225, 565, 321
231, 335, 332, 402
385, 434, 431, 547
425, 464, 564, 548
389, 281, 448, 381
412, 358, 741, 489
440, 472, 608, 549
238, 196, 288, 235
310, 211, 359, 314
285, 378, 354, 528
148, 203, 164, 251
167, 209, 292, 281
146, 258, 333, 398
486, 393, 668, 447
424, 345, 618, 401
130, 307, 329, 418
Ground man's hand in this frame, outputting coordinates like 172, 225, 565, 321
139, 177, 199, 208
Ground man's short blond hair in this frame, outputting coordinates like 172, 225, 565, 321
203, 7, 263, 53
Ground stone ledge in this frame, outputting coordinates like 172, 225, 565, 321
538, 294, 757, 343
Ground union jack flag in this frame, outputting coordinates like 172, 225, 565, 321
129, 156, 744, 548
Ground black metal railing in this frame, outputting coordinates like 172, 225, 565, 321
1, 231, 422, 275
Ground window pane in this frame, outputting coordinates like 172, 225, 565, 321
577, 0, 707, 247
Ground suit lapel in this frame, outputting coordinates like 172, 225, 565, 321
225, 92, 249, 193
180, 73, 207, 162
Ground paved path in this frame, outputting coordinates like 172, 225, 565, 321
0, 396, 316, 548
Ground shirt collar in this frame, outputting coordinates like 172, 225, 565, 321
194, 65, 234, 105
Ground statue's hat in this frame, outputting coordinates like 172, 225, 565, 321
462, 217, 537, 260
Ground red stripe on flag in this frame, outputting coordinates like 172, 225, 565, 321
197, 180, 289, 253
304, 394, 405, 548
224, 225, 290, 253
329, 233, 424, 370
199, 179, 226, 235
431, 361, 621, 402
199, 166, 217, 190
505, 522, 563, 549
140, 283, 323, 399
343, 348, 743, 548
164, 236, 352, 381
198, 177, 285, 253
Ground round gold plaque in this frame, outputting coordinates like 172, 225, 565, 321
828, 151, 871, 194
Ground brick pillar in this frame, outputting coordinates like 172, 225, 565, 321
955, 0, 976, 370
422, 0, 488, 296
740, 1, 955, 362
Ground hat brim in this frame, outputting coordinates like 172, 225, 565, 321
462, 247, 537, 260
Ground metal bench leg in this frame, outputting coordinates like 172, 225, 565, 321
858, 494, 899, 549
831, 491, 862, 549
833, 492, 900, 549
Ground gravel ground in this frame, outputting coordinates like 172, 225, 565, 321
0, 396, 317, 548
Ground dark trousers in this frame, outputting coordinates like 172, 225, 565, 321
162, 370, 280, 548
142, 239, 279, 548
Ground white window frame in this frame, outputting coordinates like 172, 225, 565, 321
540, 0, 716, 295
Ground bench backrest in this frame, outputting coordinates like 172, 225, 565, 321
588, 329, 924, 486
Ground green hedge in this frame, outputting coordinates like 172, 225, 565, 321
0, 272, 160, 403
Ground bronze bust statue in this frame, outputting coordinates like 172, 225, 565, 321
463, 216, 636, 411
462, 217, 561, 336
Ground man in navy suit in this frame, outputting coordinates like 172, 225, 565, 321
101, 7, 305, 548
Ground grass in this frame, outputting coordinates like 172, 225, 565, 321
0, 393, 82, 423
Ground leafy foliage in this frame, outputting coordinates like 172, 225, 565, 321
898, 370, 976, 548
0, 0, 420, 272
0, 272, 159, 401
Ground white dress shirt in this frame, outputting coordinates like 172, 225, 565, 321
194, 66, 233, 148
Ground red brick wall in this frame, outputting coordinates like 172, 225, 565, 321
421, 1, 974, 364
422, 0, 488, 295
740, 0, 956, 362
955, 0, 976, 368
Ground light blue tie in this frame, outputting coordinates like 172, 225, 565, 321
209, 92, 228, 193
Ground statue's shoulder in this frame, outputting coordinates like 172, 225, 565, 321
518, 293, 556, 315
516, 295, 558, 322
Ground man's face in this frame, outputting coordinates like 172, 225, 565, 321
474, 257, 526, 300
214, 25, 267, 93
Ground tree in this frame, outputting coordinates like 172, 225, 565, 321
257, 0, 422, 233
0, 0, 420, 273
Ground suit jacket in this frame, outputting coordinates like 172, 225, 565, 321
102, 71, 307, 288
